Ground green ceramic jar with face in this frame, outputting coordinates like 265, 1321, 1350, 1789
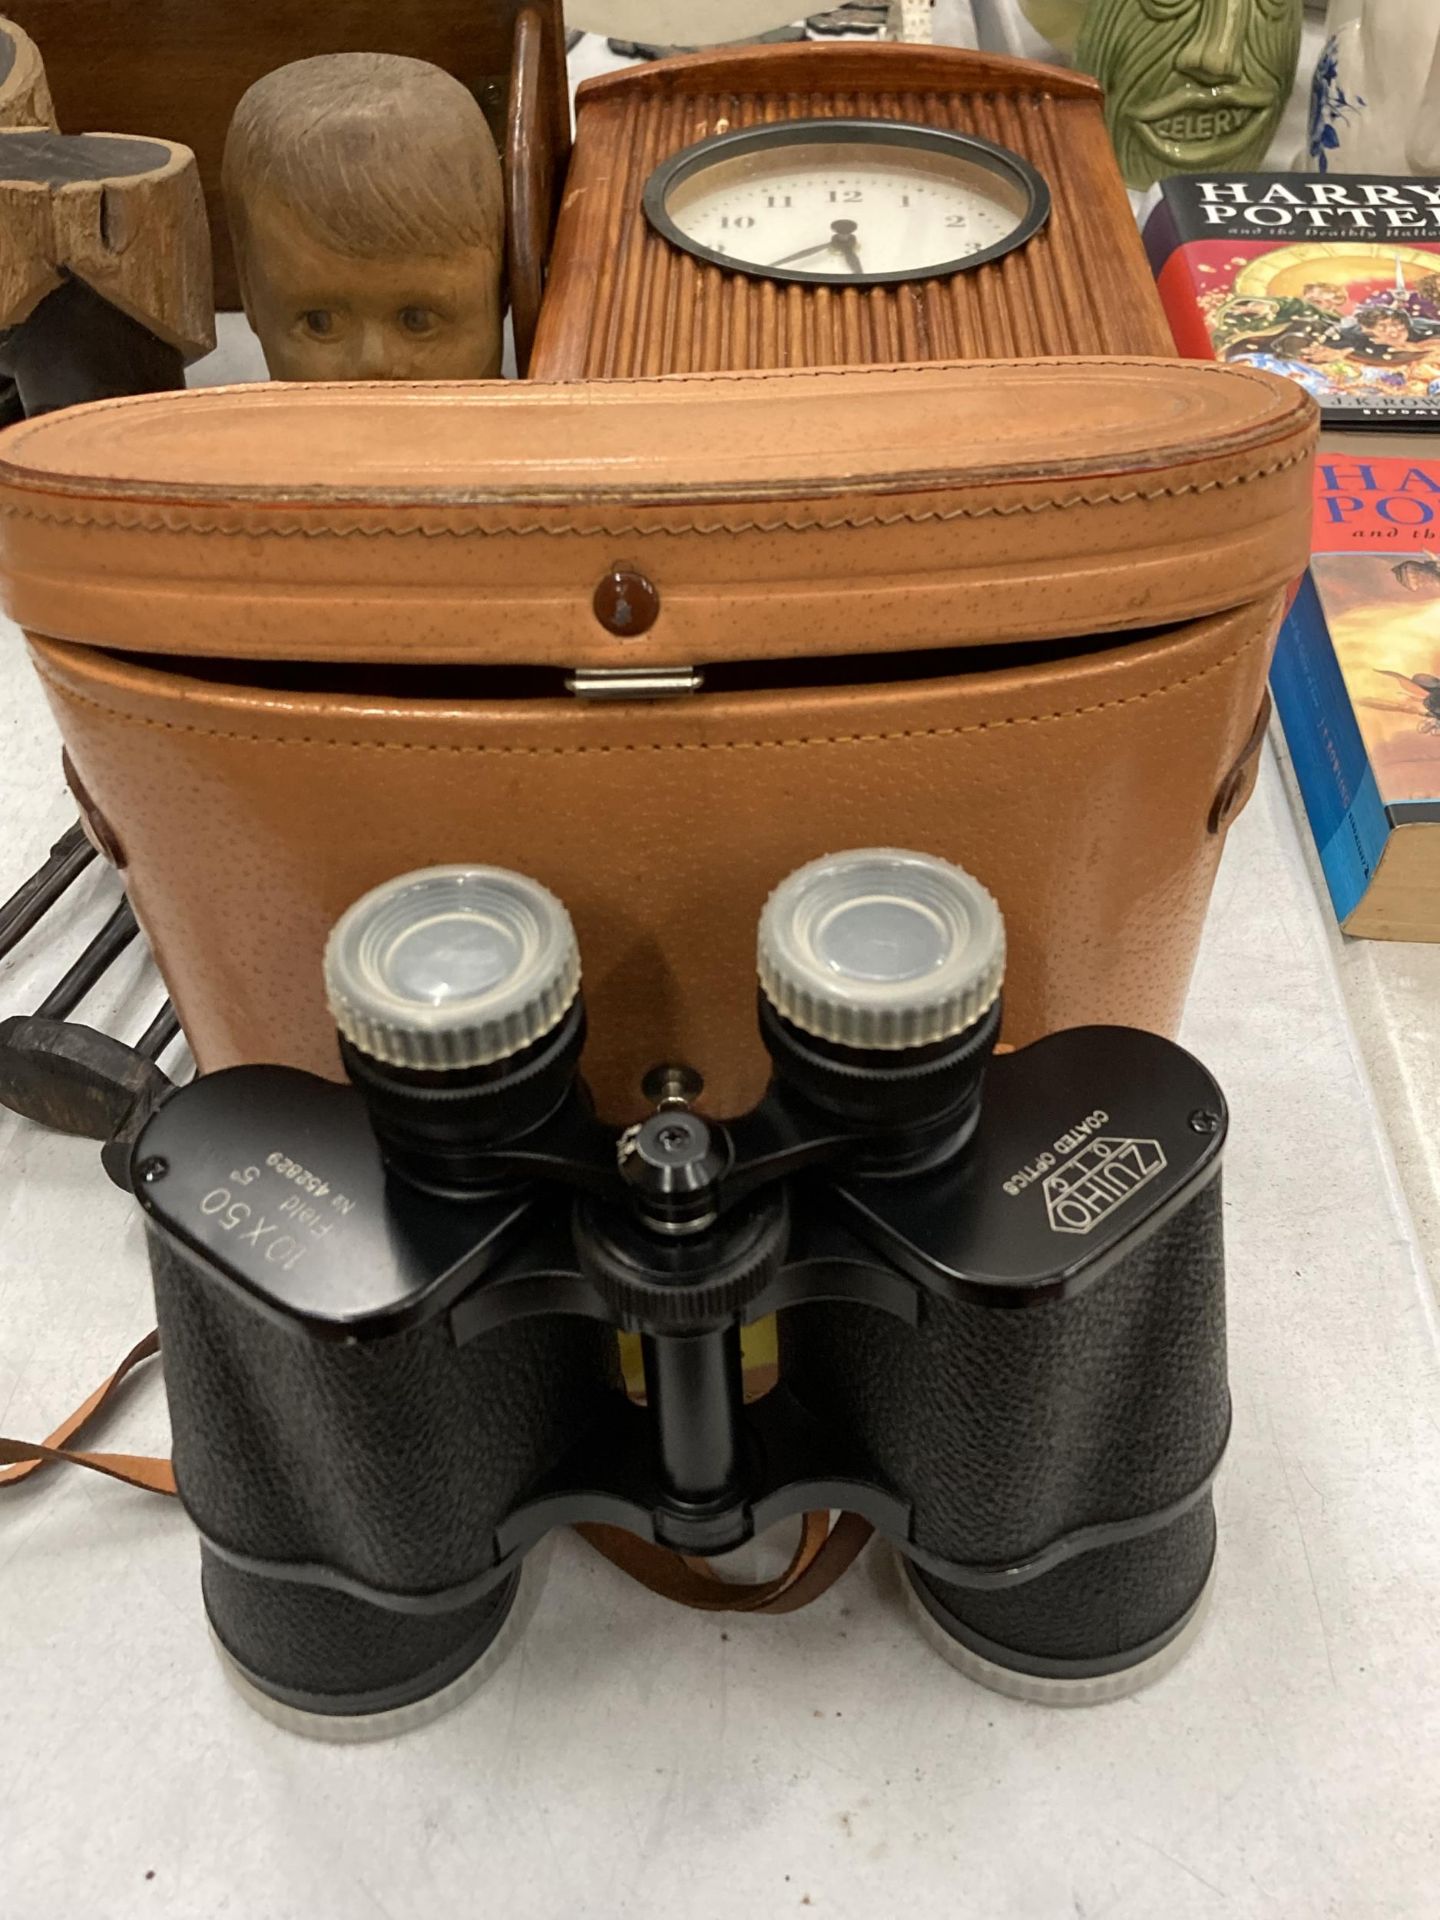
1075, 0, 1303, 189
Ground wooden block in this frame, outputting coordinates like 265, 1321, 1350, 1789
0, 129, 213, 357
0, 24, 58, 425
0, 15, 54, 129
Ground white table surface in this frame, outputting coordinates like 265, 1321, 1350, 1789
5, 11, 1440, 1919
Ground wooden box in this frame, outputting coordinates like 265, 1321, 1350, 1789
530, 41, 1174, 378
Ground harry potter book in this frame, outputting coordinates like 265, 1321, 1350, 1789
1272, 458, 1440, 939
1144, 174, 1440, 429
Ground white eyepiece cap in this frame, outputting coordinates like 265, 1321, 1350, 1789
758, 848, 1004, 1051
324, 866, 580, 1072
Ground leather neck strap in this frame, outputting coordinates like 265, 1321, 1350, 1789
577, 1511, 873, 1613
0, 1333, 870, 1614
0, 1330, 177, 1495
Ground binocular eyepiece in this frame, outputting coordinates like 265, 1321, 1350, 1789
323, 846, 1007, 1200
133, 846, 1230, 1742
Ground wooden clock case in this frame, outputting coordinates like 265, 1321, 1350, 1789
531, 40, 1174, 377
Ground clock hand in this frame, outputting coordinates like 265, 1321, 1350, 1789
828, 219, 863, 274
767, 238, 836, 267
767, 220, 864, 272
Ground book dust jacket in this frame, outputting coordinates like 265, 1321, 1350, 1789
1273, 459, 1440, 935
1145, 175, 1440, 428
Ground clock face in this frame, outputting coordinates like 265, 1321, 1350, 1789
643, 120, 1050, 286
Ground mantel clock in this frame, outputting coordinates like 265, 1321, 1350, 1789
529, 41, 1174, 376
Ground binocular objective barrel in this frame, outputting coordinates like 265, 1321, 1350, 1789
780, 1195, 1227, 1700
762, 853, 1228, 1703
153, 868, 620, 1736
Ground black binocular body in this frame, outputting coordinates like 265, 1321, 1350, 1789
132, 853, 1230, 1735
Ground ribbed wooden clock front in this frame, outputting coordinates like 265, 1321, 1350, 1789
529, 42, 1174, 379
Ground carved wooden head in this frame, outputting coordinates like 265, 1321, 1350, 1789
223, 52, 504, 380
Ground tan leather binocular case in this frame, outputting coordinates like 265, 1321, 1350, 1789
0, 358, 1316, 1120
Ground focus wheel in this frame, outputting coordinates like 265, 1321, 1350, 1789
573, 1188, 788, 1331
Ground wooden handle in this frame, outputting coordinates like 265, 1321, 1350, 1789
507, 8, 554, 376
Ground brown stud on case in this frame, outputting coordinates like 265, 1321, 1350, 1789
0, 359, 1317, 1121
594, 565, 662, 638
60, 750, 124, 869
1208, 690, 1272, 838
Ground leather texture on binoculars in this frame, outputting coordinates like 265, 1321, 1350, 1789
151, 1231, 621, 1710
156, 1186, 1225, 1709
781, 1179, 1227, 1671
141, 1029, 1227, 1715
0, 357, 1316, 1119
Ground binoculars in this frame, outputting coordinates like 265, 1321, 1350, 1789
133, 847, 1230, 1739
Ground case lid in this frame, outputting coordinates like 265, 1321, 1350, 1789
0, 358, 1316, 668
